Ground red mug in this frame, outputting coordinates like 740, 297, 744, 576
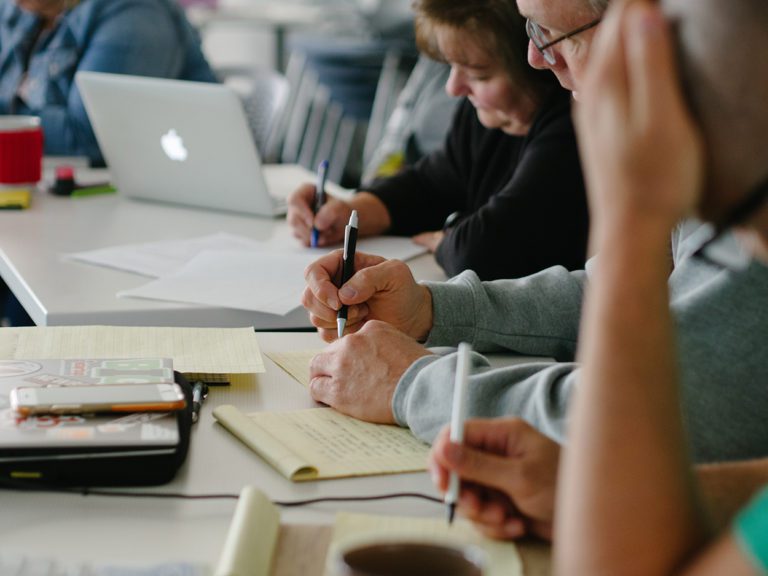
0, 116, 44, 186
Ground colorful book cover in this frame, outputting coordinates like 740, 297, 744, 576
0, 358, 179, 453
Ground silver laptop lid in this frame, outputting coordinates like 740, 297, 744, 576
76, 71, 285, 217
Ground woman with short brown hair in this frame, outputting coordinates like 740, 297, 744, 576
288, 0, 590, 281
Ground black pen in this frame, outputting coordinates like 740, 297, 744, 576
190, 380, 209, 424
311, 159, 329, 248
337, 210, 358, 338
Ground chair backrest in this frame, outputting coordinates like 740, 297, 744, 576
363, 48, 417, 169
281, 66, 319, 164
262, 52, 307, 163
216, 65, 291, 158
297, 85, 332, 170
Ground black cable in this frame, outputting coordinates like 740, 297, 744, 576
0, 478, 442, 507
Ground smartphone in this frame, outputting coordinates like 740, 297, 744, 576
10, 383, 187, 416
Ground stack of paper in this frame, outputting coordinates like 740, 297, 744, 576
66, 231, 427, 315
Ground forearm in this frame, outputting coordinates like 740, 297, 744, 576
424, 267, 585, 359
347, 192, 392, 236
393, 353, 578, 443
39, 104, 100, 160
558, 219, 705, 575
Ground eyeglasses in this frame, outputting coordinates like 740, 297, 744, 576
693, 176, 768, 270
526, 18, 602, 65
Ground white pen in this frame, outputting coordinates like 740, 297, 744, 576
446, 342, 471, 524
336, 210, 358, 339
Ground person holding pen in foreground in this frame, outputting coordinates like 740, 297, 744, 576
289, 0, 590, 281
429, 2, 768, 571
302, 0, 768, 505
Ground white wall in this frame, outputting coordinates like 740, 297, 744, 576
193, 0, 414, 72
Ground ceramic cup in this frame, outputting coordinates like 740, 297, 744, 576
334, 541, 485, 576
0, 116, 43, 187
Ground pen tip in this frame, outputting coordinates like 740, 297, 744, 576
337, 318, 345, 339
447, 504, 456, 525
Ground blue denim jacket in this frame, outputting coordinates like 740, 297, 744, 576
0, 0, 217, 164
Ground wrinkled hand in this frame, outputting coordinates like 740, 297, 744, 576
309, 320, 433, 423
429, 418, 560, 541
412, 230, 445, 254
302, 251, 433, 343
575, 0, 703, 244
287, 182, 351, 247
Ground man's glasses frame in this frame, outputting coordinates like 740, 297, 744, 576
526, 18, 602, 65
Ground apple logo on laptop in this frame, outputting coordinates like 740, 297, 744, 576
161, 129, 188, 162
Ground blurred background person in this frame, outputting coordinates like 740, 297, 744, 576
288, 0, 589, 281
0, 0, 217, 166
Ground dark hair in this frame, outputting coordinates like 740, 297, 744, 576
412, 0, 557, 103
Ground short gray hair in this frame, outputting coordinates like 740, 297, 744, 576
588, 0, 611, 14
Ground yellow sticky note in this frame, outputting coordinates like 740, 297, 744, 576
0, 188, 31, 209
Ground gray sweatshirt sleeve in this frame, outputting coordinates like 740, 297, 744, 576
423, 265, 587, 361
390, 262, 589, 444
393, 350, 579, 443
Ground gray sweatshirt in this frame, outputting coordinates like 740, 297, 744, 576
391, 220, 768, 463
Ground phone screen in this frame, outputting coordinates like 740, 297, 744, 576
27, 384, 174, 404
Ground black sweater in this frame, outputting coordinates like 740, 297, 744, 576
366, 89, 589, 280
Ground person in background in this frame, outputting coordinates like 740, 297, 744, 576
361, 55, 459, 186
429, 1, 768, 569
0, 0, 217, 166
289, 0, 589, 281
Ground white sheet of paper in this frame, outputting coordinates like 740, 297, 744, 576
260, 226, 428, 263
117, 250, 315, 315
64, 233, 266, 278
65, 231, 427, 279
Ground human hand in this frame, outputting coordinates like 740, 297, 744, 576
575, 0, 704, 246
309, 320, 433, 424
412, 230, 445, 254
429, 418, 560, 541
287, 182, 351, 247
302, 251, 433, 343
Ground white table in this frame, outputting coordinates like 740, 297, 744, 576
0, 332, 444, 567
0, 187, 445, 329
0, 332, 552, 574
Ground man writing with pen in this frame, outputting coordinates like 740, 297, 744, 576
298, 0, 768, 547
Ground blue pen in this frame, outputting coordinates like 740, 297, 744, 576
311, 160, 329, 248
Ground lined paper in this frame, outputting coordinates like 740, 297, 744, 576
266, 350, 321, 387
213, 405, 429, 481
325, 513, 523, 576
0, 326, 264, 375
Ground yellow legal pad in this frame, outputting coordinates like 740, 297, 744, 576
0, 326, 265, 380
213, 404, 429, 481
265, 349, 321, 387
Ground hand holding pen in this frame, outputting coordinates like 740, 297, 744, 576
311, 160, 329, 248
337, 210, 358, 338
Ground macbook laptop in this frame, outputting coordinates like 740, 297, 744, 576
76, 71, 316, 217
